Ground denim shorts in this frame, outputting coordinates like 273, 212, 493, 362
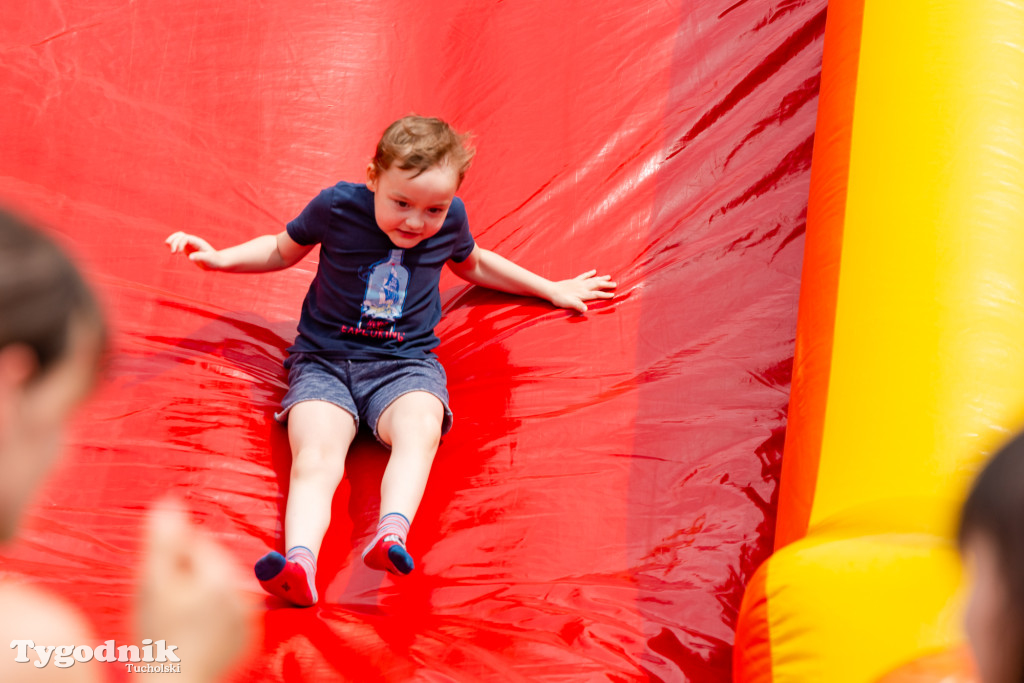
274, 353, 454, 444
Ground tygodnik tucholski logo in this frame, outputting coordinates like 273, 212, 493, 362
10, 639, 181, 673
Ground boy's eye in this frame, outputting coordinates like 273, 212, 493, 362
395, 200, 409, 208
428, 208, 444, 215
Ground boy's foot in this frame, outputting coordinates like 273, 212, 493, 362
255, 546, 318, 606
362, 534, 414, 575
362, 512, 414, 575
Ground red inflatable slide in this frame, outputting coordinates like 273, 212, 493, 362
0, 1, 824, 680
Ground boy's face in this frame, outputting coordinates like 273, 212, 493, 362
367, 163, 460, 249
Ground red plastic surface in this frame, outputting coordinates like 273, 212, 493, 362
0, 1, 823, 680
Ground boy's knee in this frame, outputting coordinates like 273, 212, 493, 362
291, 445, 346, 479
378, 394, 444, 447
407, 410, 443, 440
391, 411, 442, 443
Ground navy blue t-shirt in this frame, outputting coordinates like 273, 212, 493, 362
286, 181, 476, 360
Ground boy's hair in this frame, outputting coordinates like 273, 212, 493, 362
0, 208, 107, 379
370, 116, 475, 188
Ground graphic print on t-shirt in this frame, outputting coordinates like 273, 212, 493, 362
355, 249, 410, 336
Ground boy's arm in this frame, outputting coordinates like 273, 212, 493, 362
165, 230, 313, 273
448, 246, 616, 313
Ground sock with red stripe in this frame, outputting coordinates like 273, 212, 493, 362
254, 545, 318, 606
362, 512, 414, 575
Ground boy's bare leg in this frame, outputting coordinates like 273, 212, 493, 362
285, 400, 357, 554
256, 400, 356, 606
363, 391, 443, 574
376, 391, 444, 519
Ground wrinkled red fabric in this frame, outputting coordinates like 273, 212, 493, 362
0, 1, 823, 680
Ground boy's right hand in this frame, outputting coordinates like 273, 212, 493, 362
165, 232, 222, 271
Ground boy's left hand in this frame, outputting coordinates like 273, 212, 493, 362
549, 270, 616, 313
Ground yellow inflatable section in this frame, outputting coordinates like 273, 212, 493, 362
734, 0, 1024, 680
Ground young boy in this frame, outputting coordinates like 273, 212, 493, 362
166, 115, 615, 607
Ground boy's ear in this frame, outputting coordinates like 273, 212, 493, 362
365, 163, 378, 192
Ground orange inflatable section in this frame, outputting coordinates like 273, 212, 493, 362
773, 0, 864, 552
